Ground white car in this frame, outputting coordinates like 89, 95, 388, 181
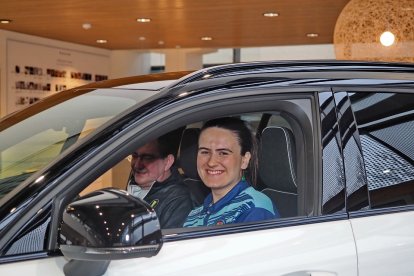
0, 61, 413, 276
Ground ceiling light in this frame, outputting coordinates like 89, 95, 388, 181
201, 36, 212, 41
0, 19, 12, 24
96, 39, 107, 44
306, 33, 319, 38
158, 40, 165, 45
82, 23, 92, 30
139, 36, 146, 41
263, 12, 279, 17
136, 18, 151, 23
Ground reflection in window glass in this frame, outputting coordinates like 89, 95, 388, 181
0, 88, 159, 199
349, 92, 414, 208
1, 129, 68, 179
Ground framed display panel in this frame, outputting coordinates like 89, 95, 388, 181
6, 39, 110, 114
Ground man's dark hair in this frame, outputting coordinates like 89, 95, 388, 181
157, 127, 185, 158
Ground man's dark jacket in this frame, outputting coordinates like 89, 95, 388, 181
143, 169, 195, 229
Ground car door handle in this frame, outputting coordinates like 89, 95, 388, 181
281, 271, 337, 276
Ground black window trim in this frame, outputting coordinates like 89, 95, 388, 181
50, 87, 320, 246
3, 86, 325, 256
332, 86, 414, 217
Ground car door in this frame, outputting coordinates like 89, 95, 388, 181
342, 89, 414, 276
0, 257, 66, 275
1, 86, 358, 275
106, 221, 356, 276
74, 87, 357, 275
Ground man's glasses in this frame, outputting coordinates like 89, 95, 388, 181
131, 153, 161, 164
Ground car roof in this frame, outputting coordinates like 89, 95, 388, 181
181, 60, 414, 82
3, 60, 414, 131
171, 60, 414, 91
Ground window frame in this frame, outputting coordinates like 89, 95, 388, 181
331, 87, 414, 218
51, 87, 320, 244
1, 86, 324, 260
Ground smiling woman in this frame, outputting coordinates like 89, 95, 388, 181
183, 117, 279, 227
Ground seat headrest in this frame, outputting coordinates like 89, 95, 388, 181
259, 126, 297, 193
178, 128, 200, 180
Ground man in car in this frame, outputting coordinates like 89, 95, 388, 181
127, 129, 195, 229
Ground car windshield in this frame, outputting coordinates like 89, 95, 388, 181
0, 88, 160, 199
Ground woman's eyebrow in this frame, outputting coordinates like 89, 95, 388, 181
198, 147, 233, 153
216, 148, 233, 153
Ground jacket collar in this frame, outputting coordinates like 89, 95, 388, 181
148, 167, 181, 192
203, 180, 249, 213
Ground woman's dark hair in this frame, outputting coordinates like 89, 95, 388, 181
201, 117, 258, 186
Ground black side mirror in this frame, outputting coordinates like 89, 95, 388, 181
59, 188, 162, 261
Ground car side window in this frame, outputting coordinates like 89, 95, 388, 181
75, 109, 311, 231
349, 92, 414, 209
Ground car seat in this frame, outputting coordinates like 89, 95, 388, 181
258, 126, 298, 217
178, 128, 210, 206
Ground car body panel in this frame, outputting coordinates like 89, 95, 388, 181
0, 256, 66, 275
351, 210, 414, 276
0, 219, 358, 276
107, 220, 357, 276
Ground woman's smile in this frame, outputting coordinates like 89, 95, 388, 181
206, 169, 224, 175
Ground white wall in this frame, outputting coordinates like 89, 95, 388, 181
203, 49, 234, 64
110, 50, 151, 79
150, 52, 166, 66
241, 44, 335, 61
201, 44, 335, 65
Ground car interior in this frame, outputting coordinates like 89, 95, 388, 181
79, 111, 302, 228
3, 105, 312, 256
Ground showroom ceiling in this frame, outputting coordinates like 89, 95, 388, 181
0, 0, 350, 50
